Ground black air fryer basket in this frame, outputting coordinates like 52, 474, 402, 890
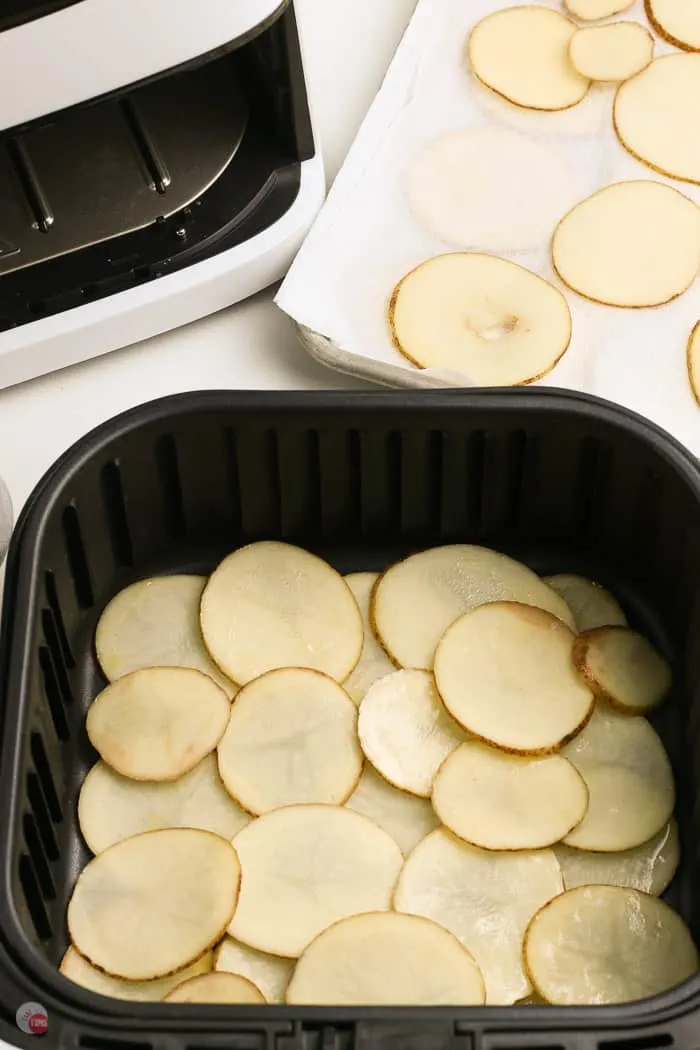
1, 389, 700, 1050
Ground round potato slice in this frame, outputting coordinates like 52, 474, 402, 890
95, 575, 236, 696
467, 7, 590, 111
645, 0, 700, 51
200, 541, 363, 685
372, 545, 575, 671
552, 181, 700, 308
215, 937, 295, 1004
228, 805, 403, 958
86, 667, 230, 782
286, 912, 486, 1006
544, 574, 627, 633
358, 670, 464, 797
575, 626, 671, 713
59, 947, 212, 1002
67, 828, 240, 980
165, 972, 265, 1004
562, 705, 675, 851
394, 828, 564, 1005
569, 23, 654, 82
432, 741, 588, 851
78, 755, 251, 854
555, 819, 680, 896
434, 603, 594, 755
565, 0, 635, 19
525, 886, 698, 1005
217, 668, 362, 814
688, 320, 700, 406
614, 54, 700, 185
346, 765, 440, 856
340, 573, 395, 705
389, 253, 572, 385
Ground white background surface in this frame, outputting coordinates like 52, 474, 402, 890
0, 0, 418, 518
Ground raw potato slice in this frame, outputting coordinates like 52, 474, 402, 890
614, 54, 700, 185
372, 544, 575, 670
432, 741, 589, 851
569, 23, 654, 82
467, 7, 590, 111
358, 670, 464, 797
78, 755, 251, 854
86, 667, 230, 781
346, 765, 440, 856
394, 828, 564, 1005
434, 603, 594, 754
552, 181, 700, 308
95, 575, 236, 696
565, 0, 635, 19
575, 626, 671, 713
544, 574, 627, 632
59, 948, 213, 1002
286, 912, 486, 1006
340, 573, 395, 705
215, 938, 295, 1004
555, 819, 680, 896
216, 667, 362, 814
407, 128, 579, 253
165, 972, 265, 1004
389, 253, 572, 384
689, 321, 700, 406
562, 705, 675, 851
228, 805, 403, 958
67, 828, 240, 980
524, 886, 698, 1005
645, 0, 700, 51
200, 541, 363, 685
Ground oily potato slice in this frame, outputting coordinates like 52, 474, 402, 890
394, 828, 564, 1005
389, 253, 572, 384
467, 7, 590, 111
562, 704, 675, 851
86, 667, 230, 782
358, 670, 464, 798
216, 667, 362, 814
95, 575, 236, 696
165, 972, 265, 1004
645, 0, 700, 51
565, 0, 635, 19
552, 180, 700, 308
524, 886, 698, 1005
432, 741, 588, 851
343, 573, 396, 705
555, 819, 680, 896
228, 805, 403, 958
78, 755, 251, 854
569, 23, 654, 82
67, 828, 240, 980
689, 321, 700, 406
286, 912, 485, 1006
214, 937, 295, 1004
200, 541, 363, 685
434, 603, 594, 754
574, 626, 671, 713
59, 947, 213, 1002
544, 574, 627, 633
346, 765, 440, 856
372, 544, 575, 671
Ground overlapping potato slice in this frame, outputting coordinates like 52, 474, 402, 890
544, 574, 627, 633
165, 972, 265, 1004
200, 541, 363, 685
343, 572, 396, 705
346, 765, 439, 856
59, 947, 212, 1002
575, 626, 671, 713
645, 0, 700, 51
565, 0, 635, 19
286, 912, 486, 1006
689, 321, 700, 406
569, 23, 653, 82
555, 820, 680, 896
217, 667, 362, 814
525, 886, 698, 1005
214, 937, 295, 1004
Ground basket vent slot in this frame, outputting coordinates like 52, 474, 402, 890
574, 437, 611, 538
100, 462, 134, 567
155, 434, 186, 540
42, 608, 74, 706
264, 428, 283, 535
225, 428, 243, 533
30, 731, 62, 821
22, 813, 56, 899
39, 647, 69, 741
27, 771, 59, 860
346, 429, 362, 533
18, 853, 53, 941
62, 505, 95, 608
44, 570, 75, 668
505, 428, 528, 531
598, 1035, 673, 1050
467, 430, 486, 532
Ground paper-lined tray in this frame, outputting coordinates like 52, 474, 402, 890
275, 0, 700, 458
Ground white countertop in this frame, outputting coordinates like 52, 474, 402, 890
0, 0, 418, 519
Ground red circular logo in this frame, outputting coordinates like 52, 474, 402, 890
16, 1002, 48, 1036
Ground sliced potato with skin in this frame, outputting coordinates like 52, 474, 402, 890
200, 541, 363, 686
645, 0, 700, 51
394, 828, 564, 1005
346, 765, 440, 856
67, 828, 240, 980
286, 912, 486, 1006
59, 947, 213, 1003
358, 670, 464, 798
214, 938, 295, 1004
574, 626, 671, 713
434, 603, 594, 755
688, 320, 700, 406
372, 544, 575, 671
555, 819, 680, 896
569, 23, 654, 83
78, 755, 251, 854
165, 972, 265, 1004
525, 886, 698, 1005
86, 667, 230, 782
217, 667, 362, 815
565, 0, 635, 19
342, 572, 396, 705
432, 741, 588, 851
228, 805, 403, 958
562, 704, 675, 851
467, 7, 590, 112
544, 574, 627, 633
